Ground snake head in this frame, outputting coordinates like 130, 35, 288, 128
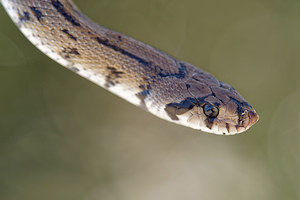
201, 98, 259, 135
164, 75, 259, 135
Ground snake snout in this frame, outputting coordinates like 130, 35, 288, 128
247, 110, 259, 128
233, 108, 259, 134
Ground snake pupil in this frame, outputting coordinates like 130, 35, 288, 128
203, 104, 219, 118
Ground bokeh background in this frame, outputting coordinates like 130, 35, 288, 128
1, 0, 300, 199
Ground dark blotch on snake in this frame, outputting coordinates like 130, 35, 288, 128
204, 117, 214, 129
18, 11, 30, 22
165, 94, 217, 120
118, 35, 123, 42
226, 123, 230, 133
136, 90, 150, 110
137, 84, 151, 106
30, 7, 43, 22
165, 97, 198, 120
61, 47, 80, 59
105, 66, 124, 88
95, 37, 151, 67
139, 84, 151, 91
51, 0, 81, 27
95, 37, 187, 80
107, 66, 124, 78
61, 29, 77, 41
140, 90, 150, 96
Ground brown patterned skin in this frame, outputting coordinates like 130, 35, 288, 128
1, 0, 259, 135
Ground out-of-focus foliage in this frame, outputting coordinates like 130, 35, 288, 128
0, 0, 300, 199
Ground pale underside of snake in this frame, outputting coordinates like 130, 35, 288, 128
1, 0, 259, 135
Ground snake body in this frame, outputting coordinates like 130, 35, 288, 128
1, 0, 258, 135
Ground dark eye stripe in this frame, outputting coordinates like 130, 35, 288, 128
226, 123, 230, 133
204, 117, 215, 129
165, 97, 199, 120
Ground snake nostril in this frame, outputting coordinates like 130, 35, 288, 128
238, 110, 248, 122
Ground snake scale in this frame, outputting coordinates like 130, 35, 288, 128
1, 0, 258, 135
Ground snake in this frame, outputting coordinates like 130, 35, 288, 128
1, 0, 259, 135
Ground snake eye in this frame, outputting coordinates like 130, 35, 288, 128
203, 104, 219, 118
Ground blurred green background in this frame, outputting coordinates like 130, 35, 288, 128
1, 0, 300, 199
